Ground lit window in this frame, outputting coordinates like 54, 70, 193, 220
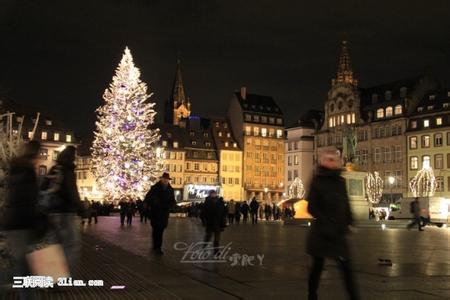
38, 166, 47, 176
41, 132, 47, 140
427, 105, 434, 110
45, 120, 52, 126
233, 143, 237, 148
245, 114, 251, 121
28, 131, 33, 139
376, 108, 384, 118
276, 118, 282, 125
253, 127, 259, 136
218, 132, 222, 137
423, 155, 431, 168
423, 120, 430, 128
340, 115, 344, 124
417, 107, 423, 112
346, 114, 351, 124
394, 105, 402, 115
422, 135, 430, 148
411, 121, 417, 129
276, 129, 283, 138
54, 133, 59, 141
410, 157, 418, 170
254, 115, 260, 122
351, 113, 355, 124
162, 140, 167, 147
245, 126, 251, 135
410, 137, 417, 149
261, 128, 267, 137
436, 117, 442, 125
429, 95, 436, 101
173, 141, 178, 148
386, 106, 393, 117
329, 117, 333, 127
225, 142, 229, 147
444, 103, 450, 108
66, 134, 72, 142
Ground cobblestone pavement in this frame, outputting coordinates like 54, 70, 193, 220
81, 216, 450, 300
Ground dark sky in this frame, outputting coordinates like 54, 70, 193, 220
1, 0, 449, 136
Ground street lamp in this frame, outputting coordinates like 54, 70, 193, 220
264, 187, 268, 201
388, 176, 395, 204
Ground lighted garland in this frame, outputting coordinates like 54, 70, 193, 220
91, 47, 163, 201
409, 160, 436, 197
288, 177, 305, 199
365, 171, 383, 204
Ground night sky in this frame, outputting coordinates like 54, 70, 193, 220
0, 0, 449, 136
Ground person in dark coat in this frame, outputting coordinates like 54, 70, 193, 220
250, 197, 259, 224
202, 190, 227, 253
235, 202, 241, 224
126, 200, 135, 225
407, 197, 423, 231
4, 141, 41, 300
306, 148, 359, 300
118, 199, 128, 226
264, 204, 272, 221
241, 201, 250, 223
41, 145, 82, 274
144, 172, 176, 255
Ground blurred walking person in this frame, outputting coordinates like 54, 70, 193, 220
202, 190, 227, 254
3, 141, 41, 300
118, 199, 128, 226
241, 201, 250, 223
407, 197, 423, 231
306, 148, 359, 300
41, 145, 82, 274
235, 202, 242, 224
227, 199, 236, 224
144, 172, 176, 255
250, 197, 259, 224
126, 200, 135, 225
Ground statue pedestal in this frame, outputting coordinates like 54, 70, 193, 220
342, 170, 369, 220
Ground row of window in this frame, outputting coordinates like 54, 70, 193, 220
162, 151, 184, 160
188, 151, 215, 159
244, 114, 283, 125
287, 170, 299, 181
76, 171, 88, 180
328, 113, 356, 128
221, 165, 240, 172
373, 146, 402, 164
222, 152, 241, 161
287, 155, 300, 166
409, 133, 449, 149
410, 154, 450, 170
27, 131, 72, 142
161, 140, 179, 148
246, 152, 283, 164
417, 102, 450, 112
376, 105, 403, 119
246, 138, 284, 149
245, 165, 282, 176
164, 163, 183, 173
221, 177, 240, 185
383, 171, 403, 188
185, 162, 218, 172
373, 125, 403, 138
185, 176, 218, 185
244, 126, 283, 138
410, 117, 444, 129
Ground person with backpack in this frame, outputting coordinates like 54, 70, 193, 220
41, 145, 82, 274
407, 197, 423, 231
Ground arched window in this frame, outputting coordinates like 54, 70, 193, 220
394, 105, 402, 115
386, 106, 393, 117
372, 94, 378, 104
376, 108, 384, 118
400, 87, 407, 97
385, 91, 392, 101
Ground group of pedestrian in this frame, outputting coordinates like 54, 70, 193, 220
1, 141, 82, 299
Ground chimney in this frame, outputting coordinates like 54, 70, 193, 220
240, 86, 247, 100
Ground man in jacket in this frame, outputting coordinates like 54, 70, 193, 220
144, 172, 176, 255
306, 148, 359, 300
241, 201, 250, 223
249, 197, 259, 224
202, 190, 226, 253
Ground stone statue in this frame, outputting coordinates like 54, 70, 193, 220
342, 127, 357, 164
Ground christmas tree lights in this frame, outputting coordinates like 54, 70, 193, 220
91, 47, 163, 201
288, 177, 305, 199
365, 171, 383, 204
409, 159, 436, 197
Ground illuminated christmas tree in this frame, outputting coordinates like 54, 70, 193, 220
91, 47, 162, 201
288, 177, 305, 199
365, 171, 383, 204
409, 159, 436, 197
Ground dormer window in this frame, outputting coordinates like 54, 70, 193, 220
66, 134, 72, 142
376, 108, 384, 118
225, 142, 229, 147
54, 133, 60, 141
423, 119, 430, 128
205, 142, 211, 147
385, 106, 393, 117
162, 140, 167, 147
191, 141, 197, 146
394, 105, 402, 115
429, 95, 436, 101
218, 132, 222, 137
227, 133, 231, 138
203, 132, 208, 137
372, 94, 378, 103
173, 141, 179, 148
385, 91, 392, 101
16, 116, 23, 123
427, 105, 434, 110
436, 117, 443, 126
189, 131, 195, 137
45, 119, 52, 126
417, 107, 423, 112
443, 103, 450, 108
41, 132, 47, 140
276, 118, 283, 125
400, 87, 407, 97
253, 115, 260, 122
411, 120, 417, 129
233, 143, 237, 148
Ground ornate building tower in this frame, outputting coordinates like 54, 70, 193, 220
165, 59, 191, 126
